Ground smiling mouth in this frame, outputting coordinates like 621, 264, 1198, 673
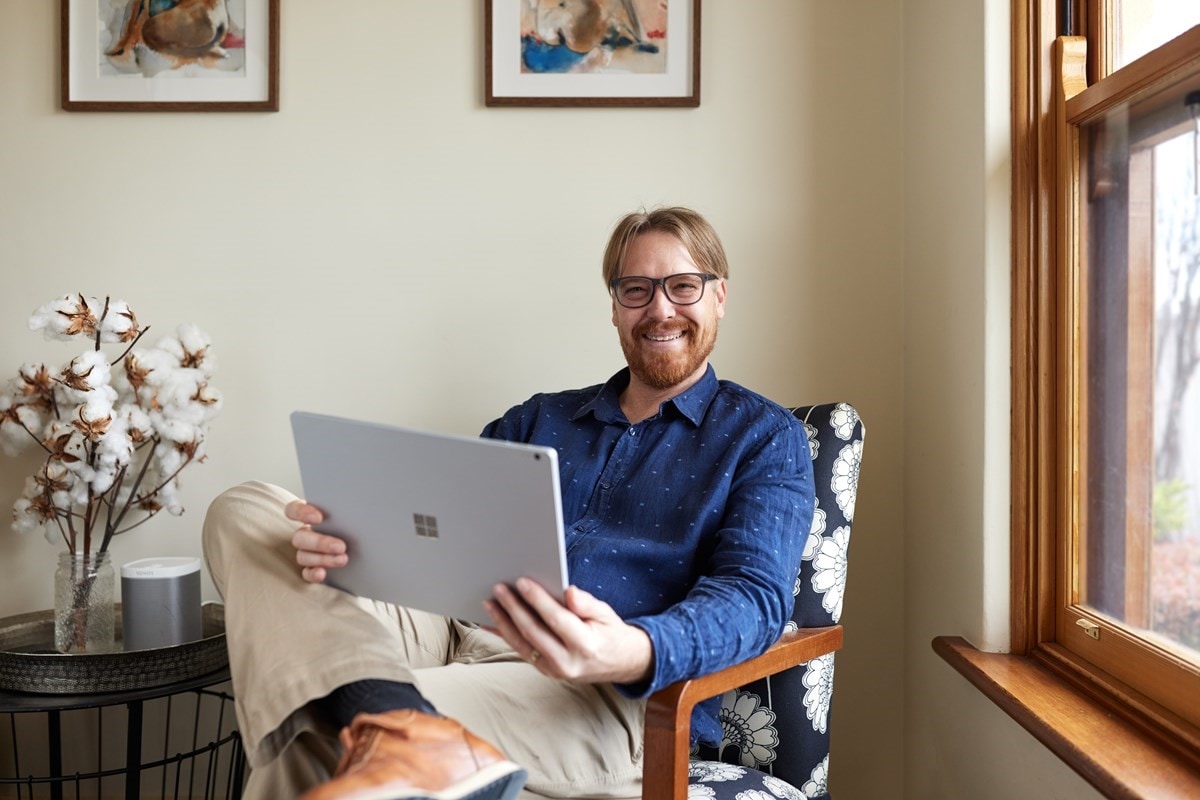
644, 330, 686, 343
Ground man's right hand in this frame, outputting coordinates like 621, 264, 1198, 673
284, 500, 348, 584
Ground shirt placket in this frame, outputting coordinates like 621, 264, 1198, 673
565, 422, 641, 551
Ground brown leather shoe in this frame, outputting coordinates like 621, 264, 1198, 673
299, 710, 527, 800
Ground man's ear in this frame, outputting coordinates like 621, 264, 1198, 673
714, 279, 727, 320
612, 300, 619, 327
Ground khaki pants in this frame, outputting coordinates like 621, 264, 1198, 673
203, 481, 646, 800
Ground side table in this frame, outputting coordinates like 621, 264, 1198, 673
0, 667, 245, 800
0, 602, 247, 800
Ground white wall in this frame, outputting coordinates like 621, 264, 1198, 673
0, 0, 1111, 797
902, 0, 1103, 797
2, 2, 905, 796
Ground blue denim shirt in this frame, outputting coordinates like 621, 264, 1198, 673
481, 366, 814, 746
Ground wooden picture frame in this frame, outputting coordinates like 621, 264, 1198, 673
485, 0, 700, 108
61, 0, 280, 112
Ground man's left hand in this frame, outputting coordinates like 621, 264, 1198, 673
484, 579, 653, 684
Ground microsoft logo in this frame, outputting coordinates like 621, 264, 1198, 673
413, 513, 439, 539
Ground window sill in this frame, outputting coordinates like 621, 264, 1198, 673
932, 635, 1200, 799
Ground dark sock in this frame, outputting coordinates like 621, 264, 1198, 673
315, 679, 439, 729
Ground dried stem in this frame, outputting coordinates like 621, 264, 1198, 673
109, 325, 150, 367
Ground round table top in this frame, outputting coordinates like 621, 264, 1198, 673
0, 666, 232, 712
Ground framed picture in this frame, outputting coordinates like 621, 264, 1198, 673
61, 0, 280, 112
485, 0, 700, 107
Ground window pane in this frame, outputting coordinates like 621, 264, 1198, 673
1151, 130, 1200, 655
1080, 66, 1200, 662
1113, 2, 1200, 69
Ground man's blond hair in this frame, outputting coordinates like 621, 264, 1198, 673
601, 207, 729, 285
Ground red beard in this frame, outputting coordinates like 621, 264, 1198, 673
620, 318, 718, 391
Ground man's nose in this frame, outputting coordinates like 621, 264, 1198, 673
644, 284, 677, 318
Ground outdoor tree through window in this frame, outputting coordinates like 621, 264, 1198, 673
1080, 59, 1200, 666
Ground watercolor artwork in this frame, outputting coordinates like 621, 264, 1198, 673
486, 0, 699, 107
520, 0, 668, 75
61, 0, 278, 111
99, 0, 248, 79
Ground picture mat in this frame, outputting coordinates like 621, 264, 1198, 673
490, 1, 694, 98
66, 0, 272, 103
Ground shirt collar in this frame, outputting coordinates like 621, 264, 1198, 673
572, 365, 719, 426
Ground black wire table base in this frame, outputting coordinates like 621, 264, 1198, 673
1, 674, 246, 800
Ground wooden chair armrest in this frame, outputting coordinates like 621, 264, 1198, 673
641, 625, 843, 800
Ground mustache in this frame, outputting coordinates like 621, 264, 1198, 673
634, 320, 693, 338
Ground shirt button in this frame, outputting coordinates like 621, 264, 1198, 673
628, 428, 636, 436
601, 482, 610, 489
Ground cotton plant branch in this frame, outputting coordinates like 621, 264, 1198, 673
0, 294, 221, 558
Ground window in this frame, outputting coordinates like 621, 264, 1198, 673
1014, 0, 1200, 745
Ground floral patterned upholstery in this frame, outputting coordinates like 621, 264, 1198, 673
685, 403, 864, 799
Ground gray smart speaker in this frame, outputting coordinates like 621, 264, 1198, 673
121, 557, 202, 651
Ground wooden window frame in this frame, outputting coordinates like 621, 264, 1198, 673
935, 2, 1200, 795
1058, 27, 1200, 724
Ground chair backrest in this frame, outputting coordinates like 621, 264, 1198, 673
694, 402, 865, 794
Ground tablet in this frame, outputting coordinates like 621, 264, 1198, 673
290, 411, 569, 625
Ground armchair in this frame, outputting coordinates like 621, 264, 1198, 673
643, 402, 865, 800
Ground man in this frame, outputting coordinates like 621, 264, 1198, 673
202, 207, 814, 799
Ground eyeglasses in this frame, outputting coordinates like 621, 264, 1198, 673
609, 273, 719, 309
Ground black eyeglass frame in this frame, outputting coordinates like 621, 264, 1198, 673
608, 273, 720, 309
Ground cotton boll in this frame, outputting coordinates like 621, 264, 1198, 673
28, 295, 104, 341
193, 384, 222, 416
154, 336, 184, 363
90, 463, 123, 496
58, 351, 115, 406
17, 475, 40, 501
159, 405, 208, 435
174, 324, 215, 375
12, 498, 37, 534
0, 398, 34, 456
97, 299, 139, 343
154, 476, 184, 516
42, 424, 87, 473
0, 425, 28, 457
96, 415, 133, 468
12, 497, 54, 543
67, 470, 95, 505
110, 356, 139, 397
90, 467, 116, 495
92, 419, 132, 492
118, 404, 153, 443
71, 350, 112, 388
45, 464, 75, 510
175, 324, 210, 354
14, 363, 56, 404
154, 443, 184, 477
78, 392, 117, 434
153, 369, 202, 410
13, 475, 59, 542
150, 414, 200, 447
133, 349, 179, 387
84, 352, 111, 375
16, 404, 45, 433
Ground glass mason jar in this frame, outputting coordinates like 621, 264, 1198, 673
54, 551, 116, 654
